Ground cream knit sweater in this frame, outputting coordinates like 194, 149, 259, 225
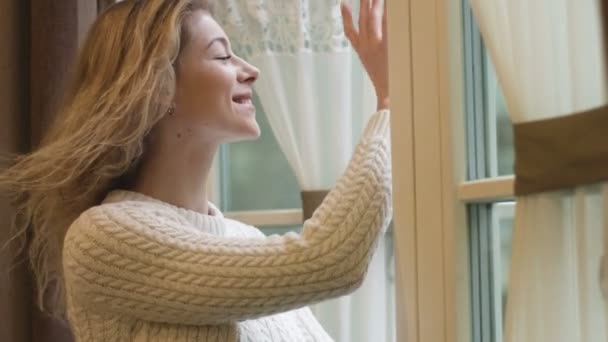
63, 110, 392, 341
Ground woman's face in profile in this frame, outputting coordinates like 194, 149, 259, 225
171, 10, 261, 143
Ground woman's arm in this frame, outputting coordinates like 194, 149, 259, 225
63, 109, 391, 326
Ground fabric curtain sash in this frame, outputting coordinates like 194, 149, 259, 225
301, 190, 329, 221
514, 105, 608, 195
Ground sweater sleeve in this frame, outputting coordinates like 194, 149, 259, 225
63, 110, 392, 326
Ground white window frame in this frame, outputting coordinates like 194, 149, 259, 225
212, 0, 517, 341
388, 0, 515, 341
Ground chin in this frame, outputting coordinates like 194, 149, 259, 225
226, 122, 261, 142
244, 118, 261, 139
238, 131, 261, 141
243, 125, 262, 140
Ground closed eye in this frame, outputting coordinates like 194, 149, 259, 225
216, 55, 232, 61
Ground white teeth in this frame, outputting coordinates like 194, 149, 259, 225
233, 95, 252, 104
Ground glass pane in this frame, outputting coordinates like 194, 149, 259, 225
464, 3, 516, 342
484, 56, 514, 176
464, 2, 514, 180
490, 202, 514, 342
220, 93, 301, 211
469, 201, 514, 342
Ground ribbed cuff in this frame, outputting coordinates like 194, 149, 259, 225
362, 109, 391, 139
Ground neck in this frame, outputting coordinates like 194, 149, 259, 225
131, 135, 218, 215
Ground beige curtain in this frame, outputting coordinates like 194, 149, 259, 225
0, 1, 98, 341
470, 0, 608, 341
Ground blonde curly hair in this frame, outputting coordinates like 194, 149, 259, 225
0, 0, 212, 317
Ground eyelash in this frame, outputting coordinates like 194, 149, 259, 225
216, 55, 232, 61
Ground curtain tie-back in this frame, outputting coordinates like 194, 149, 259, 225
301, 190, 330, 221
514, 104, 608, 195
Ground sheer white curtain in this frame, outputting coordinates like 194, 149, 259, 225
470, 0, 608, 341
214, 1, 393, 341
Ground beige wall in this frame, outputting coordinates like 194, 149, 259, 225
0, 0, 31, 341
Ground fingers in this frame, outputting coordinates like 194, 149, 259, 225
343, 0, 386, 50
341, 1, 359, 48
359, 0, 370, 40
371, 0, 385, 39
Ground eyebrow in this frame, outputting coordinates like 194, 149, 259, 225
206, 37, 229, 50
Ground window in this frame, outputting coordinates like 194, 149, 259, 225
463, 3, 515, 341
386, 0, 516, 341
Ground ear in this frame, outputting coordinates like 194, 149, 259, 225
157, 66, 177, 114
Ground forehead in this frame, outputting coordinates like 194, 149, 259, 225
183, 10, 227, 48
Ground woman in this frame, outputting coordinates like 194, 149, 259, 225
1, 0, 391, 340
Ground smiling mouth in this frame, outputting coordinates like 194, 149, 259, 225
232, 94, 253, 105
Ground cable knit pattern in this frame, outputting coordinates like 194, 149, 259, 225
62, 110, 392, 341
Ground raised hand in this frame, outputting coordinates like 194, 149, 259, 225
341, 0, 389, 110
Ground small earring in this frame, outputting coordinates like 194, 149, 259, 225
166, 106, 175, 116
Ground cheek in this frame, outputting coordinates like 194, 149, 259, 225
175, 68, 233, 120
196, 83, 229, 114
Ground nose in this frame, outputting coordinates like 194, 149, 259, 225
237, 57, 259, 84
